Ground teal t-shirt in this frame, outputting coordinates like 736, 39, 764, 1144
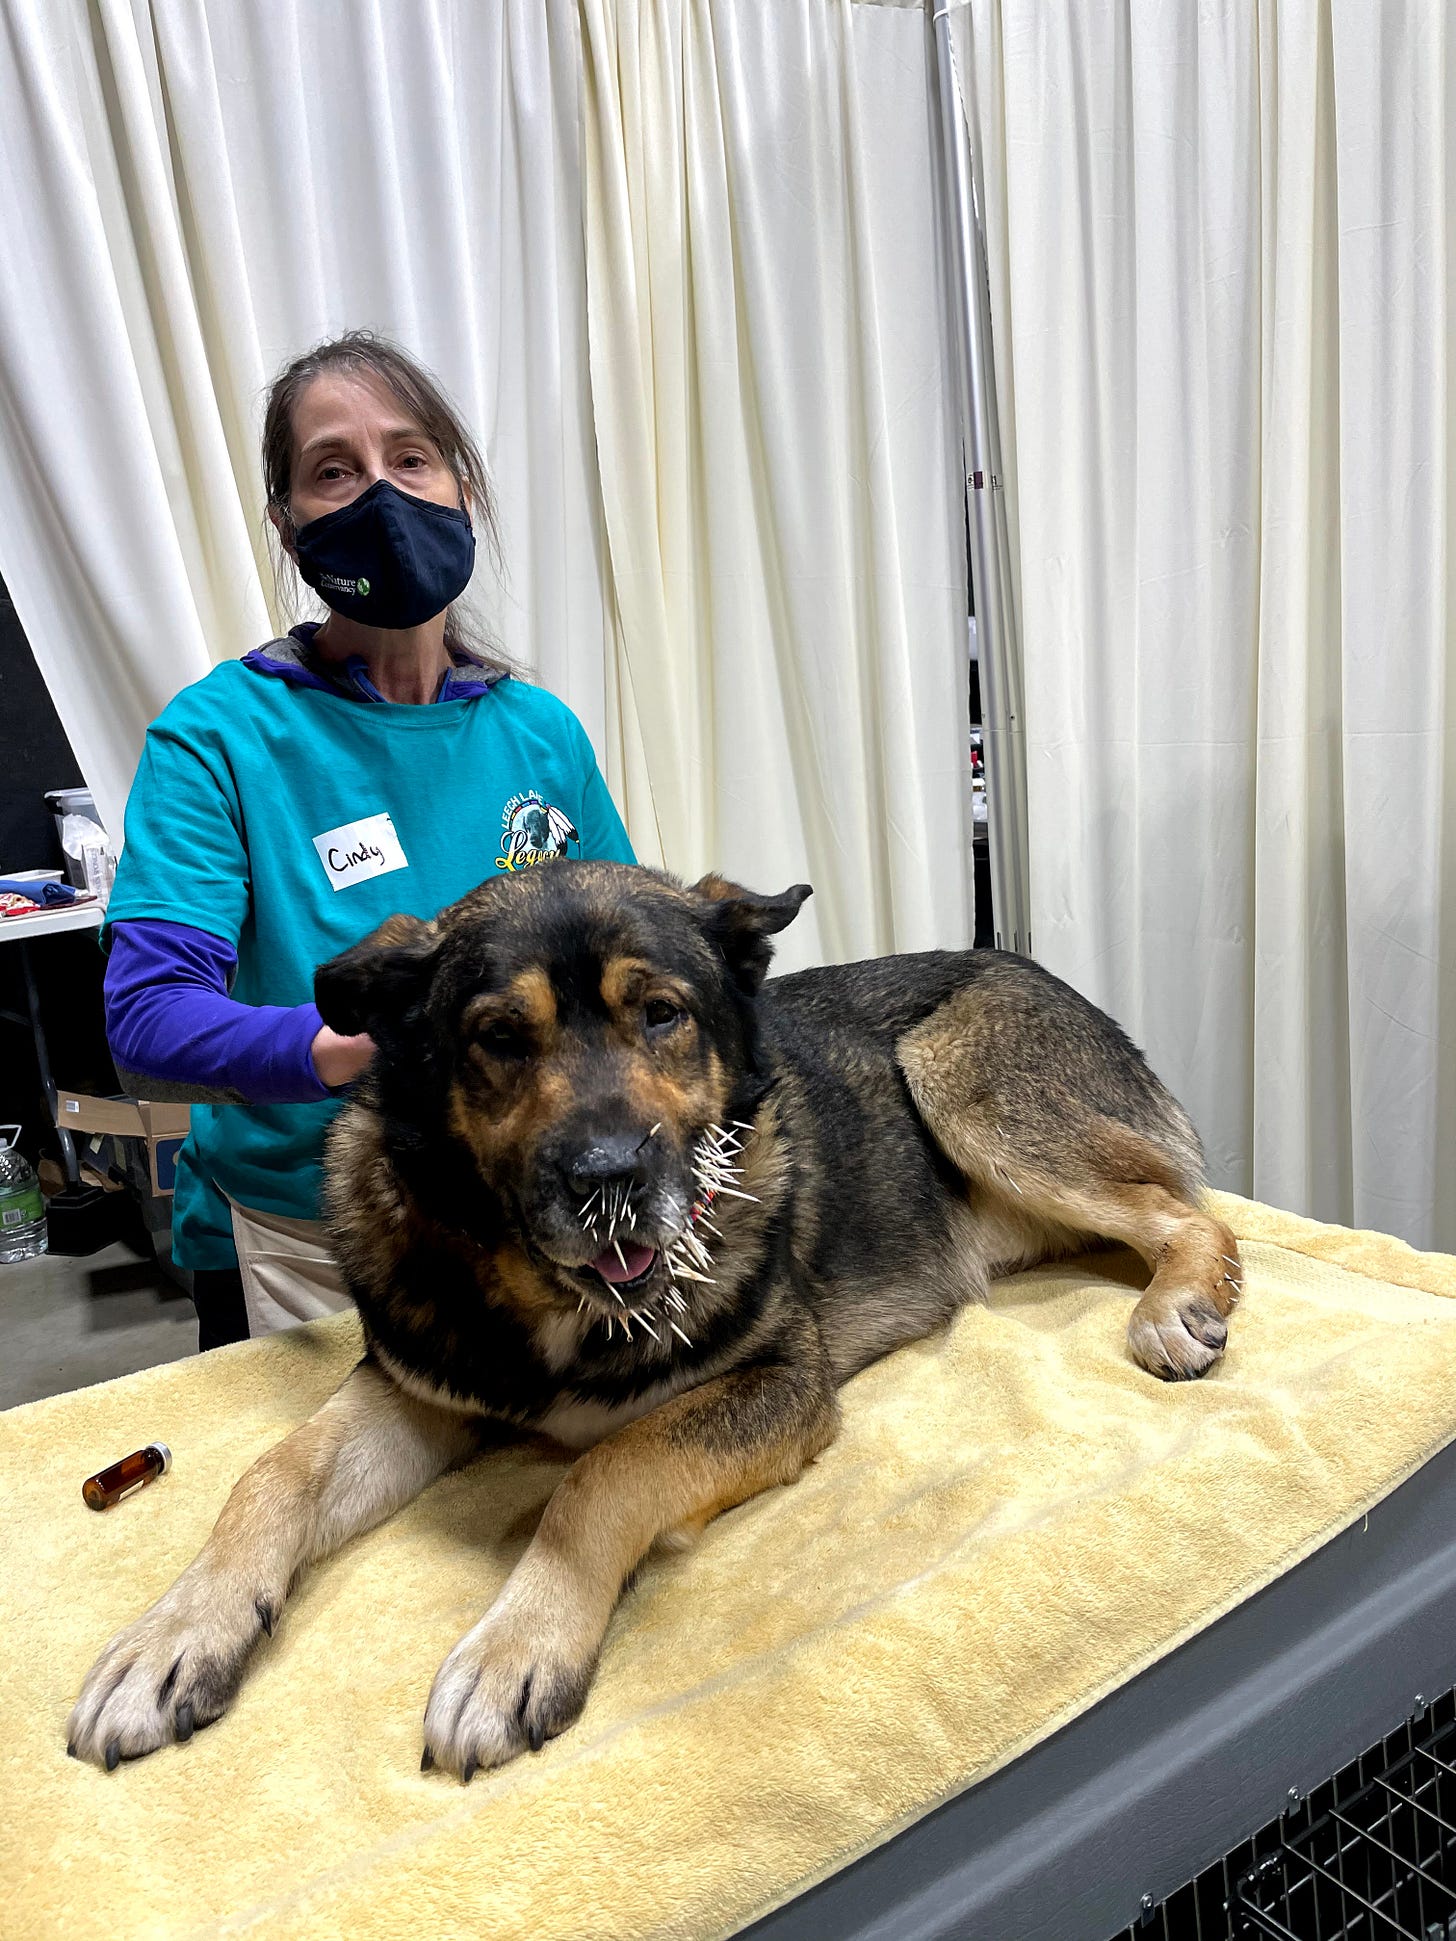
106, 659, 635, 1268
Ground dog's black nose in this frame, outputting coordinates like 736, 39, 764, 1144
562, 1134, 649, 1195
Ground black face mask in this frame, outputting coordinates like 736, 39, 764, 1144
292, 478, 476, 630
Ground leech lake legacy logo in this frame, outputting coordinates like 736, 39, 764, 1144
497, 791, 579, 871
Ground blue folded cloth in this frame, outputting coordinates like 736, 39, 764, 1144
0, 877, 79, 905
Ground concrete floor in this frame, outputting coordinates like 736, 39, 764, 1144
0, 1241, 197, 1410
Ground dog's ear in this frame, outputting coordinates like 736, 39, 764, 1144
315, 914, 442, 1038
692, 875, 812, 992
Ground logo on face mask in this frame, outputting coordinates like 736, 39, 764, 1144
497, 791, 579, 871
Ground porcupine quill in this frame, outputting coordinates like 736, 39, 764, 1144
572, 1118, 761, 1356
658, 1120, 759, 1314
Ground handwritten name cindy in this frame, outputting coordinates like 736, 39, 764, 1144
328, 841, 384, 873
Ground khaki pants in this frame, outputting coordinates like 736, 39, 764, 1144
227, 1200, 352, 1337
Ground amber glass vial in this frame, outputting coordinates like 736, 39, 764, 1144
82, 1444, 172, 1511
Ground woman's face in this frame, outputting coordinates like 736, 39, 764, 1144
284, 370, 461, 536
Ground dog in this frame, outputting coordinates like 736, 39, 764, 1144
67, 862, 1240, 1777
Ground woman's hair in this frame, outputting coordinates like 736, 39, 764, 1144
261, 330, 517, 677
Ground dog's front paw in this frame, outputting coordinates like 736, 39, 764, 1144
421, 1580, 600, 1780
67, 1567, 279, 1769
1127, 1286, 1228, 1381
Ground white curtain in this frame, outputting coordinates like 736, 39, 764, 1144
0, 0, 606, 842
956, 0, 1456, 1251
581, 0, 974, 968
0, 0, 974, 974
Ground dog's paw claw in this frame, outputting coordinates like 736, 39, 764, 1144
1182, 1298, 1228, 1350
1127, 1294, 1228, 1382
67, 1574, 280, 1769
421, 1593, 599, 1779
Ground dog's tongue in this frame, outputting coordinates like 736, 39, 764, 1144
591, 1242, 656, 1285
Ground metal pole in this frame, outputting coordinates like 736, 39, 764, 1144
931, 1, 1031, 956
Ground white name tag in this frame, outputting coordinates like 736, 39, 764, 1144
312, 812, 409, 891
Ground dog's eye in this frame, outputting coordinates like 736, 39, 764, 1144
477, 1020, 524, 1056
644, 998, 683, 1035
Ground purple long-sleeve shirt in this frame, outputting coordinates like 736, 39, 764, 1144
105, 918, 332, 1104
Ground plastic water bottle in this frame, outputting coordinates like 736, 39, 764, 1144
0, 1126, 47, 1262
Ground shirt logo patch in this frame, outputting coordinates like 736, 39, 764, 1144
312, 811, 409, 891
497, 791, 579, 872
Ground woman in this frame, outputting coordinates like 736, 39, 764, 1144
104, 333, 634, 1345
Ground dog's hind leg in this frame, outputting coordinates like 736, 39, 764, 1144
897, 968, 1241, 1383
67, 1358, 478, 1768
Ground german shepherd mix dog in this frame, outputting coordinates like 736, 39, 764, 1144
69, 863, 1241, 1778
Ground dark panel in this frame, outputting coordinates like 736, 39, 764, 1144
0, 574, 115, 1164
0, 570, 85, 874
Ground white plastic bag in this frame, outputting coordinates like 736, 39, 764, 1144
60, 813, 116, 907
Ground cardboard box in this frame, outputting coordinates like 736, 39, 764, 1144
55, 1092, 190, 1196
38, 1156, 121, 1198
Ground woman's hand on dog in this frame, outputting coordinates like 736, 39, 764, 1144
310, 1025, 376, 1090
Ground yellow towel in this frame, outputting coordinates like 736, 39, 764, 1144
5, 1192, 1456, 1941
